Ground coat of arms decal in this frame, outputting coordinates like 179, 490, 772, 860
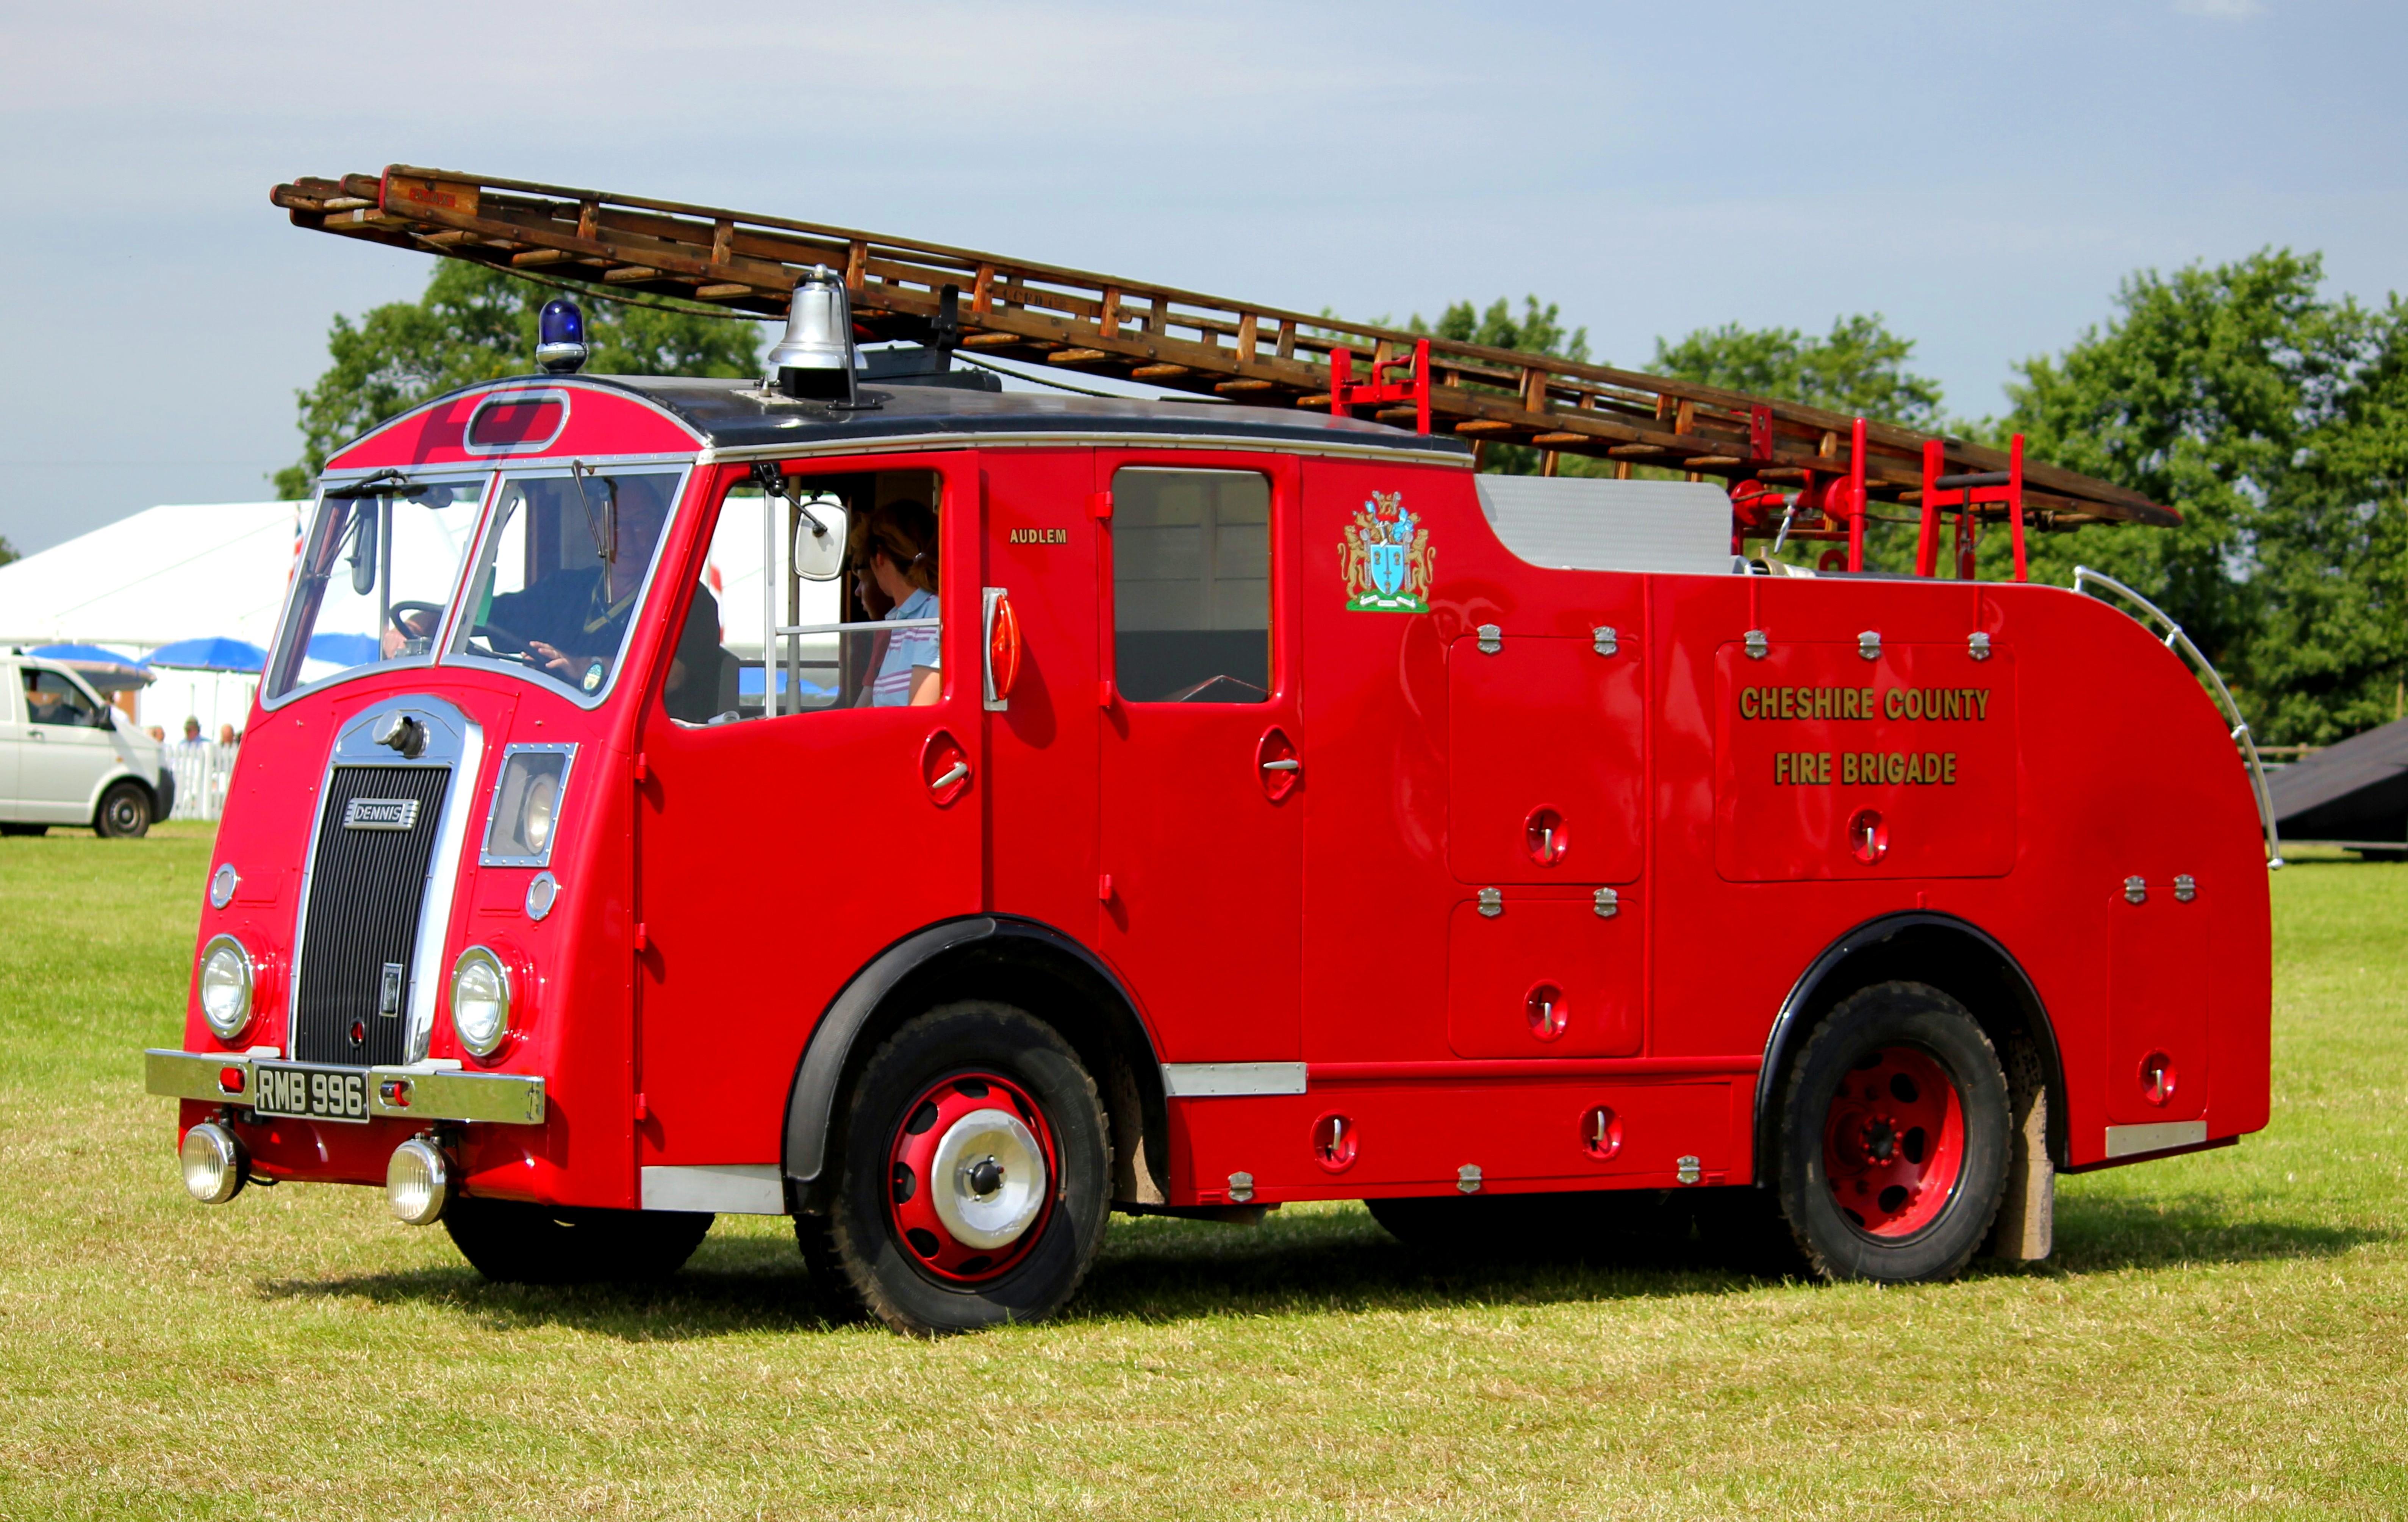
1339, 490, 1434, 613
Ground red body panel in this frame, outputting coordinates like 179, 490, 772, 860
178, 380, 2272, 1214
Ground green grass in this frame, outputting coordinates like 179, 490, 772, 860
1, 826, 2402, 1519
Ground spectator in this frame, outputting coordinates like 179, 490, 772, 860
177, 717, 206, 750
217, 723, 237, 747
147, 726, 165, 741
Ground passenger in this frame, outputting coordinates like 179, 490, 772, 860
863, 501, 940, 708
844, 514, 894, 708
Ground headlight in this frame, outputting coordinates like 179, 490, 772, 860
483, 747, 573, 865
197, 935, 254, 1041
450, 946, 512, 1057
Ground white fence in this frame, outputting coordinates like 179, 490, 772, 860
165, 744, 238, 822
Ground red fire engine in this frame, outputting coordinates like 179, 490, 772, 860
147, 169, 2279, 1333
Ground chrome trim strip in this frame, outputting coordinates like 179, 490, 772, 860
640, 1164, 785, 1214
1161, 1061, 1308, 1098
698, 431, 1473, 469
2103, 1120, 2209, 1159
145, 1050, 546, 1125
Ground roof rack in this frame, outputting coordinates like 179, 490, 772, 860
270, 166, 2176, 533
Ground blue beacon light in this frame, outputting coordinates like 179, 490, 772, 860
536, 298, 588, 374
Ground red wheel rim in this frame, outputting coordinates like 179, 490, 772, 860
886, 1070, 1059, 1283
1822, 1045, 1965, 1238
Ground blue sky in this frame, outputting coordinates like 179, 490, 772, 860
2, 0, 2400, 554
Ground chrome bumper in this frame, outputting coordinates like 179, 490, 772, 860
145, 1049, 547, 1125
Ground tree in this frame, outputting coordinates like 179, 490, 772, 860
0, 534, 17, 567
2005, 249, 2404, 744
1395, 297, 1591, 475
275, 263, 765, 497
1650, 313, 1946, 431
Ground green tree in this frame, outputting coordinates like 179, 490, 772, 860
2005, 248, 2403, 743
275, 263, 765, 497
1650, 313, 1945, 431
1397, 297, 1592, 475
0, 534, 17, 567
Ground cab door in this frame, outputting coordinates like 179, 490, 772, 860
1096, 456, 1303, 1067
633, 456, 985, 1178
18, 666, 121, 822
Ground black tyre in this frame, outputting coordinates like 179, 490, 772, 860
1774, 980, 2010, 1283
0, 823, 47, 838
95, 781, 151, 838
443, 1197, 713, 1284
807, 1000, 1110, 1334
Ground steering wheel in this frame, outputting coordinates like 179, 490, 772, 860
472, 622, 530, 655
386, 600, 445, 657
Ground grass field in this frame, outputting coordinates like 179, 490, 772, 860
1, 823, 2402, 1519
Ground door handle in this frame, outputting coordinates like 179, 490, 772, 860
931, 762, 970, 790
1260, 759, 1299, 772
919, 729, 972, 807
1255, 727, 1300, 802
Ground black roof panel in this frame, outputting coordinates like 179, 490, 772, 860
587, 374, 1475, 458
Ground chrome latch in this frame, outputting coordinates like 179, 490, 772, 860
1477, 623, 1502, 655
1744, 629, 1768, 660
1593, 886, 1619, 919
1227, 1171, 1255, 1204
2124, 875, 2148, 905
2174, 874, 2197, 903
1592, 625, 1618, 657
1858, 630, 1881, 661
1969, 631, 1993, 661
1676, 1155, 1702, 1186
1457, 1163, 1482, 1194
1477, 887, 1503, 918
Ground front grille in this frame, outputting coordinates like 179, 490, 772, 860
292, 765, 453, 1066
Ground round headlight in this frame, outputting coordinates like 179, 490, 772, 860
450, 947, 511, 1057
521, 770, 558, 856
197, 935, 254, 1041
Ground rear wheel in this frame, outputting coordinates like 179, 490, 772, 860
443, 1197, 713, 1284
95, 781, 151, 838
1775, 981, 2010, 1282
808, 1001, 1110, 1334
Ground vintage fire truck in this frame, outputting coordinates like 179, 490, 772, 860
146, 169, 2279, 1333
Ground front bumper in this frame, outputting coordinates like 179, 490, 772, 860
145, 1049, 546, 1125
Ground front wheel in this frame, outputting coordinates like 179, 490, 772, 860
95, 781, 152, 838
1775, 981, 2011, 1283
443, 1197, 713, 1284
810, 1001, 1110, 1334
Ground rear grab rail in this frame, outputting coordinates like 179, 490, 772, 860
2073, 565, 2283, 869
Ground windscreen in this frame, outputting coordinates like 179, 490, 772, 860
265, 475, 491, 702
450, 467, 691, 708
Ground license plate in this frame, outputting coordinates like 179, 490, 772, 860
250, 1062, 370, 1124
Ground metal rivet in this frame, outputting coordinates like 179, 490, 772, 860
1676, 1155, 1702, 1186
2124, 875, 2148, 905
1457, 1163, 1482, 1194
1969, 631, 1993, 661
2173, 874, 2197, 903
1593, 886, 1619, 919
1227, 1171, 1254, 1203
1592, 625, 1618, 657
1477, 887, 1503, 918
1476, 623, 1502, 655
1858, 630, 1881, 661
1744, 629, 1768, 660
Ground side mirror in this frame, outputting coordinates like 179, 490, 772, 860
347, 509, 377, 596
791, 495, 848, 582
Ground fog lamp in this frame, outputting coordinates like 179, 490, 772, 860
197, 935, 254, 1041
180, 1121, 247, 1205
386, 1136, 453, 1225
450, 946, 511, 1057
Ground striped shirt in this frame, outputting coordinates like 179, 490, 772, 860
871, 588, 940, 706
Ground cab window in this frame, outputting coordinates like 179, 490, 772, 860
1111, 467, 1270, 702
682, 466, 944, 724
24, 668, 103, 727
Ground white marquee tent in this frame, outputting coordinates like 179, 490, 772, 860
0, 503, 299, 734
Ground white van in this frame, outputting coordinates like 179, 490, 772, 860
0, 653, 173, 837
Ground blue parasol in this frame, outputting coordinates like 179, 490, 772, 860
143, 637, 268, 673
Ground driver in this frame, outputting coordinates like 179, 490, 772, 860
486, 475, 722, 718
